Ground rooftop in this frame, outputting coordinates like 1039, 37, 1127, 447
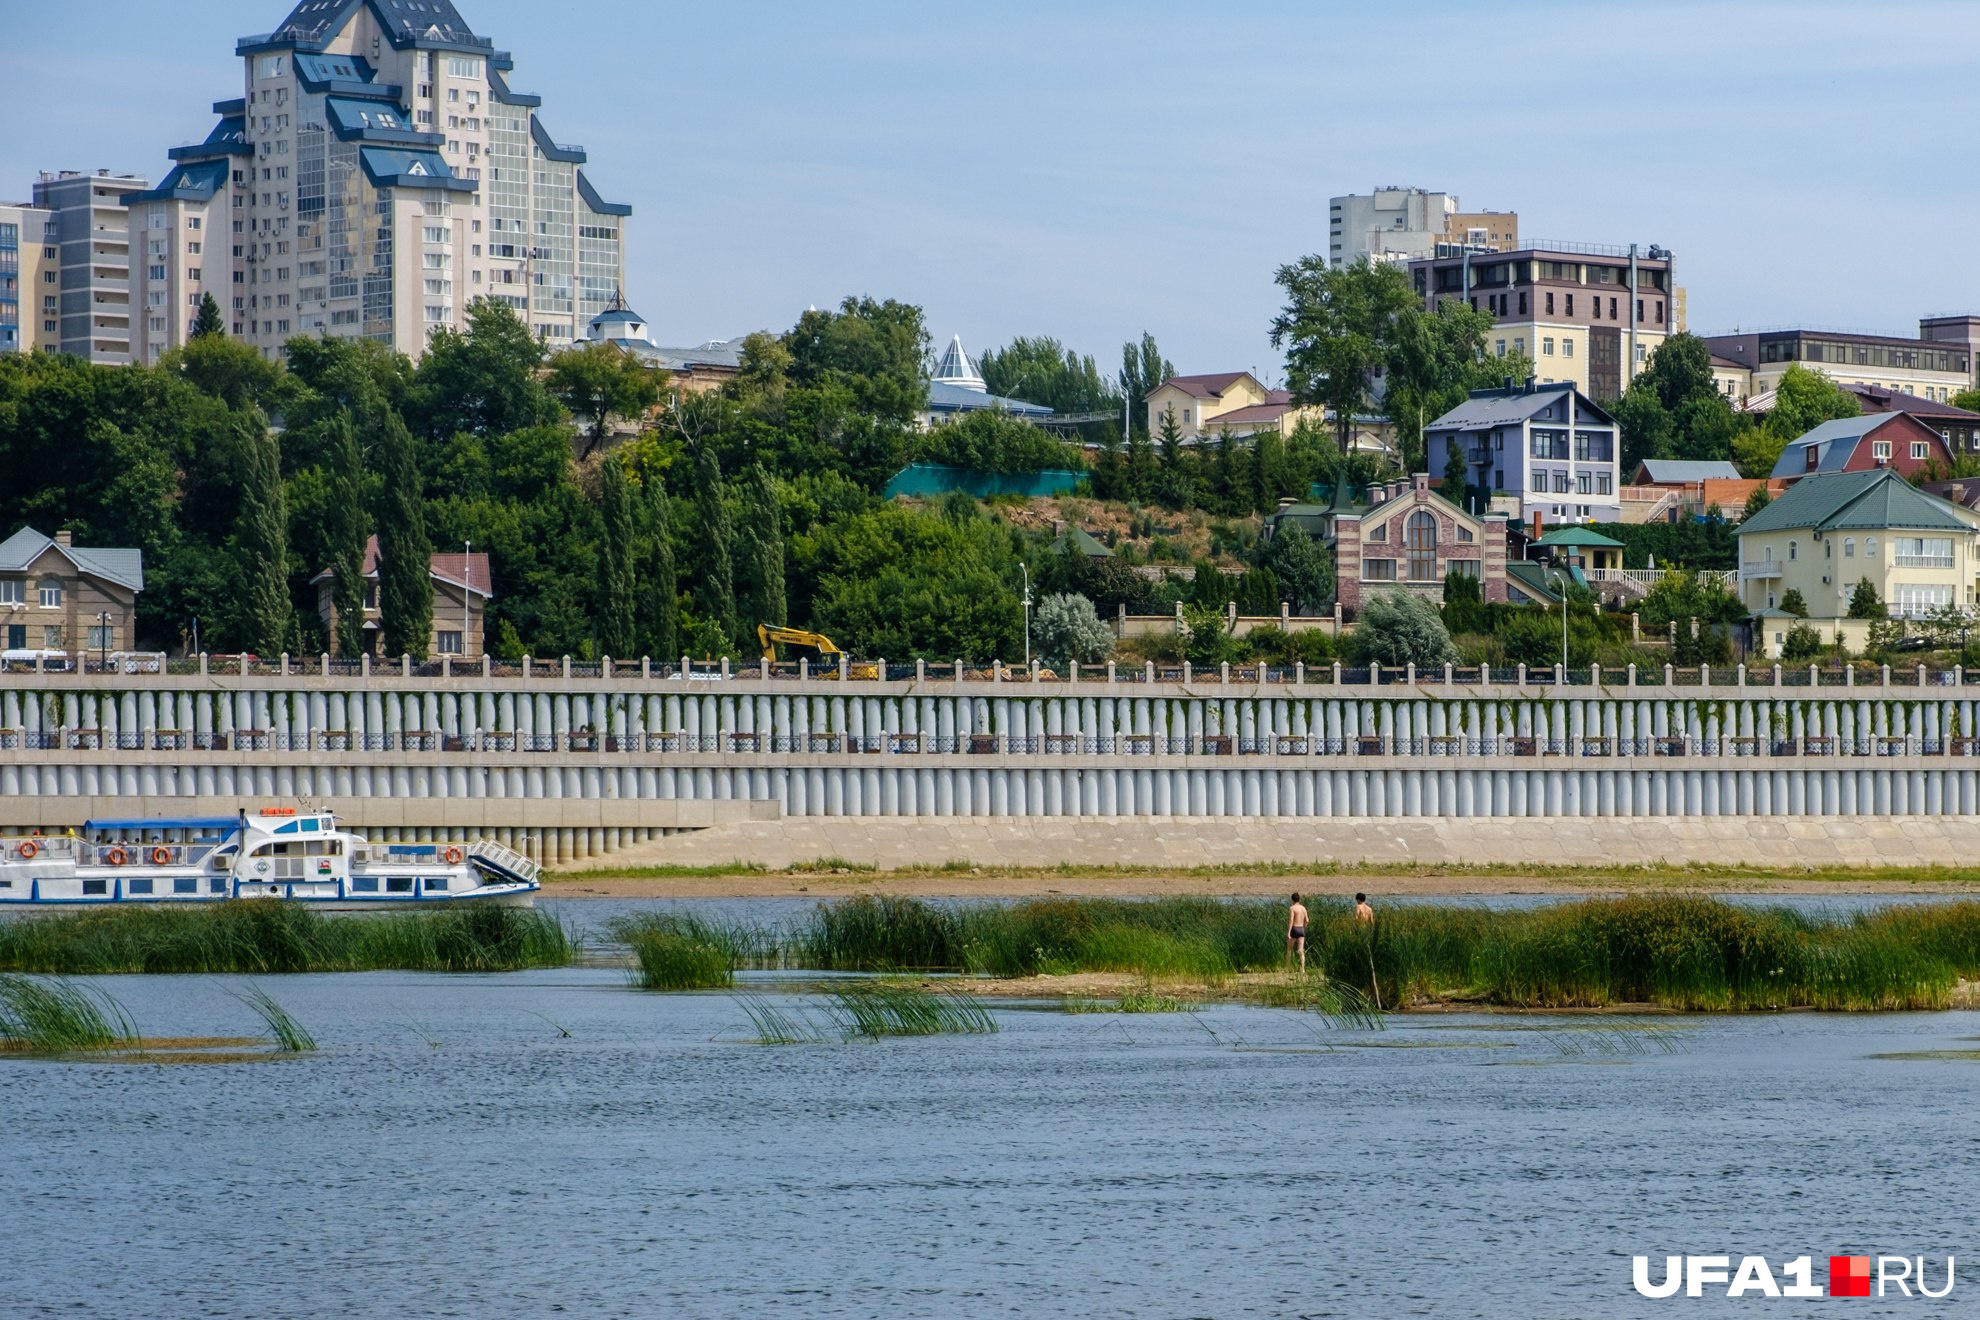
1737, 469, 1971, 536
0, 527, 145, 593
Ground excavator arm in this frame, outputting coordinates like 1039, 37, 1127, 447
758, 625, 845, 662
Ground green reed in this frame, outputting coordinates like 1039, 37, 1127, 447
233, 983, 316, 1052
0, 901, 573, 975
827, 984, 998, 1038
0, 974, 136, 1053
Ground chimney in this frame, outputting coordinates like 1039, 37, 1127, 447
1954, 484, 1968, 506
54, 530, 72, 547
1525, 375, 1537, 393
1530, 512, 1544, 541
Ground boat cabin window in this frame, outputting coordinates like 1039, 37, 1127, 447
0, 879, 12, 889
351, 877, 379, 893
82, 880, 107, 896
386, 877, 414, 893
208, 878, 227, 894
128, 878, 153, 896
174, 877, 198, 895
426, 877, 449, 891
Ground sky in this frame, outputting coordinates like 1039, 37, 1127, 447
7, 1, 1980, 380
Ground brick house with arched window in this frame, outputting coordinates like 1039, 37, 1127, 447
1329, 476, 1513, 617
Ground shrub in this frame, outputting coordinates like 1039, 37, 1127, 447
1349, 590, 1458, 668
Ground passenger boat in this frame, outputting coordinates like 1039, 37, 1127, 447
0, 807, 540, 908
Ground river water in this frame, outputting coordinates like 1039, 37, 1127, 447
2, 902, 1975, 1318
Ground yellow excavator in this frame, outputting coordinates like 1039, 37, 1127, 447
757, 625, 878, 678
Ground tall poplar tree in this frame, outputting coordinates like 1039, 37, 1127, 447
596, 456, 636, 658
375, 411, 433, 660
324, 414, 369, 657
739, 465, 786, 629
695, 447, 737, 649
229, 415, 289, 654
637, 471, 678, 661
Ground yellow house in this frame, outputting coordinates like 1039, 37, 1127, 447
1736, 470, 1980, 649
1144, 371, 1391, 452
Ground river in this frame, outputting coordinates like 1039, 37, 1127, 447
0, 900, 1973, 1317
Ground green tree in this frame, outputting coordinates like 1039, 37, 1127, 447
595, 456, 636, 658
1117, 333, 1174, 437
162, 334, 282, 412
1847, 576, 1883, 620
1743, 484, 1773, 520
979, 336, 1121, 415
1611, 333, 1745, 471
1350, 589, 1458, 668
191, 292, 225, 339
1383, 296, 1499, 472
1735, 363, 1859, 477
1180, 601, 1236, 668
374, 412, 434, 660
546, 342, 665, 458
228, 416, 289, 654
809, 502, 1023, 659
695, 447, 737, 648
1270, 258, 1422, 484
1441, 569, 1485, 635
636, 469, 678, 661
1033, 592, 1114, 666
783, 295, 931, 428
914, 407, 1083, 473
1779, 622, 1823, 662
1263, 520, 1332, 614
323, 415, 369, 657
737, 464, 786, 630
1440, 437, 1468, 507
409, 298, 562, 440
1125, 420, 1157, 502
1153, 404, 1188, 509
1778, 587, 1808, 618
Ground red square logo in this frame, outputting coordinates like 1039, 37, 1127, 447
1830, 1255, 1872, 1298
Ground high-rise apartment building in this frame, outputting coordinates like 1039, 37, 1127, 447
0, 201, 56, 355
1409, 242, 1678, 401
125, 0, 629, 365
31, 171, 148, 364
1329, 186, 1517, 268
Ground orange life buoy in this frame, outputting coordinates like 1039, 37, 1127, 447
17, 840, 37, 860
152, 846, 172, 865
443, 846, 464, 864
106, 847, 129, 866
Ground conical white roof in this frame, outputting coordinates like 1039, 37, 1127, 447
932, 334, 986, 393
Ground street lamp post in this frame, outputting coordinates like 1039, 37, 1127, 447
1021, 563, 1033, 669
463, 539, 472, 660
96, 610, 109, 672
1548, 570, 1571, 679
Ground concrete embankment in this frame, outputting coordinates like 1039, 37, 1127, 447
596, 813, 1980, 873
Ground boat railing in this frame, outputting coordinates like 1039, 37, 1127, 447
82, 841, 220, 867
0, 835, 78, 861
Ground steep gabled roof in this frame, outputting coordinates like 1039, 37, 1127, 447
1737, 469, 1970, 536
0, 528, 145, 593
264, 0, 483, 50
315, 535, 492, 596
1427, 384, 1612, 431
1768, 413, 1928, 478
1153, 371, 1256, 401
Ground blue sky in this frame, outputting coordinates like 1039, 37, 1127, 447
6, 1, 1979, 378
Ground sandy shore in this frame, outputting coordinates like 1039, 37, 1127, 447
542, 869, 1980, 901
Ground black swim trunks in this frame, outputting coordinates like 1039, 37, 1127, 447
1289, 925, 1306, 940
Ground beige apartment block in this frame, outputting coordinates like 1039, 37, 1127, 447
1410, 242, 1679, 401
125, 0, 628, 365
1705, 328, 1972, 408
0, 201, 55, 354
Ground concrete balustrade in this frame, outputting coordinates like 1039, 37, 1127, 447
1, 670, 1976, 861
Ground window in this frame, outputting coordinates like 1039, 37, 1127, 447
351, 876, 379, 893
1553, 471, 1570, 493
1844, 537, 1855, 558
0, 581, 17, 605
1366, 520, 1386, 543
38, 578, 61, 608
174, 877, 198, 895
1447, 559, 1480, 579
1362, 558, 1396, 582
1788, 540, 1798, 561
42, 625, 63, 648
128, 878, 154, 896
1805, 447, 1820, 471
87, 625, 113, 650
1866, 536, 1877, 558
1456, 525, 1475, 543
1912, 441, 1929, 460
1892, 583, 1954, 617
1576, 472, 1592, 495
1514, 337, 1525, 356
387, 876, 415, 893
1542, 337, 1554, 356
1873, 440, 1892, 460
1563, 339, 1574, 359
1608, 297, 1617, 319
1405, 511, 1438, 580
423, 226, 449, 244
437, 630, 464, 655
1893, 537, 1954, 568
1495, 339, 1506, 357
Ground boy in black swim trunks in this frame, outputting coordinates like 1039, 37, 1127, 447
1287, 892, 1309, 973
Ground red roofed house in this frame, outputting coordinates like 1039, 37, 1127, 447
312, 537, 493, 659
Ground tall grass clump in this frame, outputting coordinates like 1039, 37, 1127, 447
0, 901, 573, 975
0, 974, 135, 1053
798, 896, 965, 971
826, 984, 997, 1038
614, 913, 743, 990
233, 983, 317, 1052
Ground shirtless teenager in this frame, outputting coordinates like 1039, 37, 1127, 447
1287, 892, 1309, 972
1354, 893, 1375, 926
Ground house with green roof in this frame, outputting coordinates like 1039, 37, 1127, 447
1735, 469, 1980, 652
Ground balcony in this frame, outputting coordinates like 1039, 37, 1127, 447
1739, 560, 1783, 581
